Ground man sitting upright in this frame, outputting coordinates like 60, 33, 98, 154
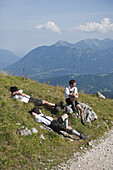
65, 80, 86, 126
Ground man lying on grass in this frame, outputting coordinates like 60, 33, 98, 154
30, 106, 90, 140
10, 86, 63, 110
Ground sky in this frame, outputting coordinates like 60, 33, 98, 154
0, 0, 113, 57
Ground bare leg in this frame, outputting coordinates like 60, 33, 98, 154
76, 104, 86, 126
61, 114, 68, 121
76, 104, 84, 119
61, 114, 81, 137
66, 126, 80, 136
42, 100, 55, 107
61, 114, 68, 128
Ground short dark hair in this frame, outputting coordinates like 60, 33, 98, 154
10, 86, 19, 93
69, 80, 76, 85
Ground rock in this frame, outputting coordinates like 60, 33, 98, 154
19, 128, 32, 136
40, 134, 45, 140
39, 125, 47, 129
39, 124, 53, 131
97, 92, 106, 99
20, 126, 25, 129
16, 122, 21, 125
79, 103, 98, 123
88, 141, 93, 146
64, 103, 98, 123
32, 127, 38, 133
65, 105, 73, 114
59, 131, 75, 140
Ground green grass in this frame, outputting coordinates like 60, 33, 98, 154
0, 73, 113, 169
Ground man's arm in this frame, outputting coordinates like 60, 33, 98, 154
69, 92, 78, 99
12, 91, 26, 97
31, 112, 37, 117
65, 87, 70, 99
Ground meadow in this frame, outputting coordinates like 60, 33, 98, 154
0, 72, 113, 169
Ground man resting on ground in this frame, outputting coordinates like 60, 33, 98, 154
31, 106, 90, 140
10, 86, 63, 109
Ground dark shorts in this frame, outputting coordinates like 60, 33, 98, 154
49, 117, 66, 133
29, 97, 43, 106
57, 117, 63, 124
65, 98, 79, 106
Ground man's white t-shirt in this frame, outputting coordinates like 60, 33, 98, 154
65, 86, 78, 99
35, 113, 53, 126
12, 90, 30, 103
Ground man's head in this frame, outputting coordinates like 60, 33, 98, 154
10, 86, 19, 93
69, 80, 76, 88
31, 106, 41, 114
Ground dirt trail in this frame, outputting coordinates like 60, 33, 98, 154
58, 127, 113, 170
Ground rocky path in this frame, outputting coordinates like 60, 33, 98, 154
58, 128, 113, 170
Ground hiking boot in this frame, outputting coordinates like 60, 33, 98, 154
55, 101, 64, 111
56, 101, 63, 107
80, 133, 90, 139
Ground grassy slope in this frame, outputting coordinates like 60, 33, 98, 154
0, 73, 113, 169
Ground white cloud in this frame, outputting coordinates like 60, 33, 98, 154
74, 18, 113, 33
35, 21, 62, 34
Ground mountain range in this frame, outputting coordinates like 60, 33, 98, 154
0, 49, 20, 69
55, 38, 113, 50
2, 38, 113, 97
3, 38, 113, 80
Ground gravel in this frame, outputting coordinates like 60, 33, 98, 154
58, 127, 113, 170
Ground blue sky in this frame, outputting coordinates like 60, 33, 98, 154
0, 0, 113, 57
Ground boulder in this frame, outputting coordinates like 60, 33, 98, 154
97, 92, 106, 99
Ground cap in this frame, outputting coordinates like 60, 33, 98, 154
10, 86, 19, 93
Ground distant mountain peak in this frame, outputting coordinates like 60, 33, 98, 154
73, 38, 113, 50
54, 38, 113, 50
54, 40, 73, 47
